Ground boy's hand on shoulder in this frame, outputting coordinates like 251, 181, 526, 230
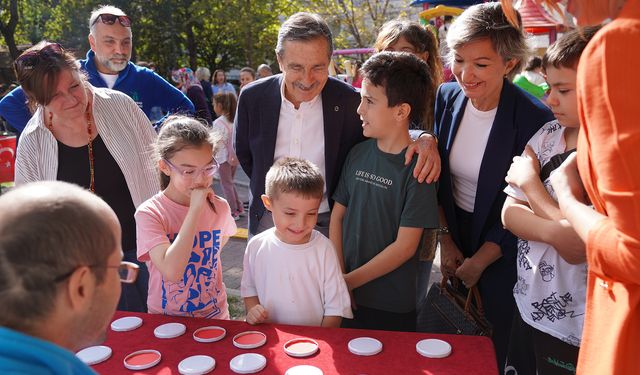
505, 145, 540, 191
246, 304, 269, 325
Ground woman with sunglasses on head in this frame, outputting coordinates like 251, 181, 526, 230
13, 40, 159, 313
433, 3, 553, 367
500, 0, 640, 373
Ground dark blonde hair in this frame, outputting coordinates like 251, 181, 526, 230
0, 181, 115, 332
213, 92, 237, 123
446, 2, 528, 80
265, 158, 324, 201
374, 20, 443, 130
155, 115, 222, 189
14, 41, 86, 112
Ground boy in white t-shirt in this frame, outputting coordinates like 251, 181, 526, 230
501, 27, 601, 375
241, 158, 352, 327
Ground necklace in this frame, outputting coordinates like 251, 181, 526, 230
86, 102, 95, 192
46, 101, 95, 192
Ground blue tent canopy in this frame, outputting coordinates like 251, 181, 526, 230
410, 0, 483, 6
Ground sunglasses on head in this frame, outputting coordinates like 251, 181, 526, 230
92, 13, 131, 27
14, 42, 64, 71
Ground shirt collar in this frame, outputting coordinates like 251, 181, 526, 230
279, 79, 321, 109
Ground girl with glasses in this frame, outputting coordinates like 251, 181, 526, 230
135, 115, 237, 319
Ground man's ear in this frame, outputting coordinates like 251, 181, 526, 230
66, 266, 96, 311
275, 52, 284, 72
261, 194, 273, 211
88, 33, 96, 51
396, 103, 412, 122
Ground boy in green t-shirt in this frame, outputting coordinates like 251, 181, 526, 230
329, 52, 439, 331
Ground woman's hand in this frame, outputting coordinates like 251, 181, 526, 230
405, 134, 441, 183
455, 257, 484, 288
505, 145, 540, 190
439, 236, 464, 277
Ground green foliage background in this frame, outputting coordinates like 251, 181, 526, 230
1, 0, 411, 81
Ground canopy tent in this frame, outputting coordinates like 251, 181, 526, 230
517, 0, 565, 35
410, 0, 482, 6
419, 5, 464, 20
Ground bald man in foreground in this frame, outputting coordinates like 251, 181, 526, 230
0, 181, 138, 374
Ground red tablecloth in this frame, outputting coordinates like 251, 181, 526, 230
92, 311, 497, 374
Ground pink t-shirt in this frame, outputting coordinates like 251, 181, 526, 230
135, 191, 237, 319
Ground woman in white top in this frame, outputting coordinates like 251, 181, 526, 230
433, 3, 553, 367
13, 41, 159, 313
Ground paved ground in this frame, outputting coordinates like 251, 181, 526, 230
218, 169, 443, 298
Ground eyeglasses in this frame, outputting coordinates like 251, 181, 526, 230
91, 13, 132, 28
53, 261, 140, 284
14, 42, 64, 71
163, 158, 219, 179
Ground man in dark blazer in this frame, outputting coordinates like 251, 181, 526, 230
236, 12, 440, 236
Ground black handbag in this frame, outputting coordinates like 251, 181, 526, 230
417, 274, 493, 336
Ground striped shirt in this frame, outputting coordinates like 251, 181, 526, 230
15, 86, 160, 208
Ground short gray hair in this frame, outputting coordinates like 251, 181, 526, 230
275, 12, 333, 59
195, 67, 211, 81
89, 5, 128, 35
0, 181, 117, 332
446, 2, 528, 80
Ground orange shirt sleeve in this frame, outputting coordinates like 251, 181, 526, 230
578, 22, 640, 285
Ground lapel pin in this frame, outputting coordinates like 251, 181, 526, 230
334, 106, 339, 112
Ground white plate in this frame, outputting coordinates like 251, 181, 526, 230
348, 337, 383, 356
229, 353, 267, 374
283, 338, 319, 358
111, 316, 143, 332
193, 326, 226, 343
154, 322, 187, 339
233, 331, 267, 349
285, 365, 324, 375
416, 338, 452, 358
123, 349, 162, 370
76, 345, 112, 365
178, 355, 216, 375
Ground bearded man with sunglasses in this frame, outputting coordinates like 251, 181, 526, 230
0, 5, 194, 135
0, 181, 138, 374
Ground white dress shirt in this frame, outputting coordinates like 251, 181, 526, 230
274, 81, 329, 213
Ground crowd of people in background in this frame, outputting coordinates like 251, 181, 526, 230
1, 1, 638, 374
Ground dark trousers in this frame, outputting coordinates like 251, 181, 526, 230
117, 249, 149, 312
505, 312, 579, 375
342, 305, 417, 332
455, 205, 517, 371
